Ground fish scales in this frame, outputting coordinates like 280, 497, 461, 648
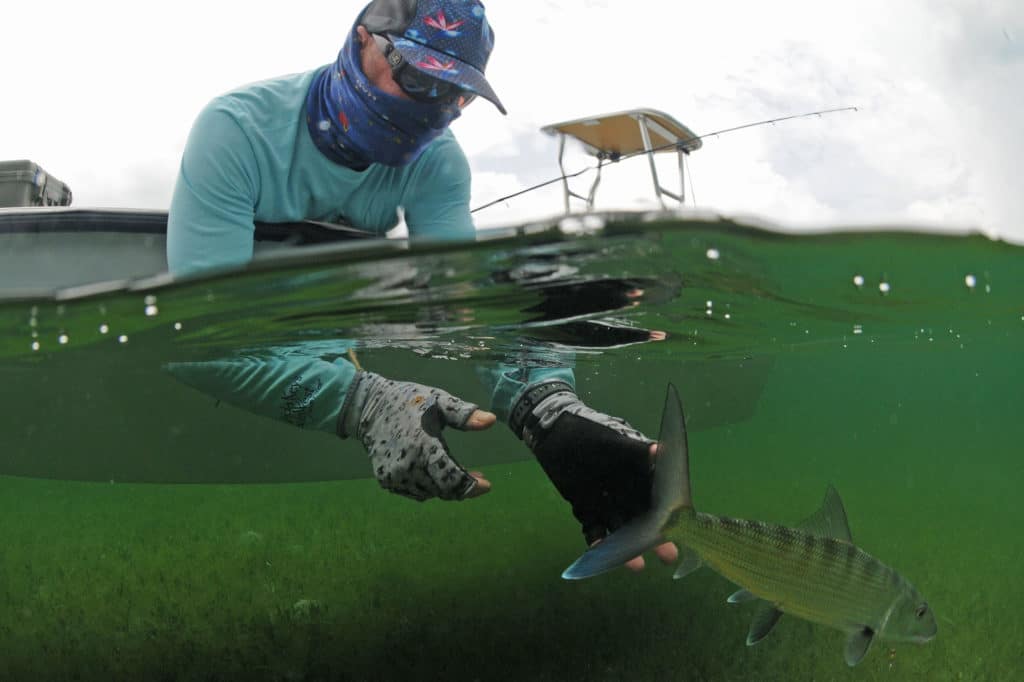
667, 511, 902, 631
723, 516, 891, 627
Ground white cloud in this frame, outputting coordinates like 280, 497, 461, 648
2, 0, 1021, 241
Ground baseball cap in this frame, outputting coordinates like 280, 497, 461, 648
359, 0, 506, 114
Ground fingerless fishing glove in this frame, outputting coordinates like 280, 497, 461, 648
509, 380, 655, 545
340, 371, 481, 501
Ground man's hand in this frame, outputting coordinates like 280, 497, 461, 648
602, 442, 679, 571
510, 381, 678, 571
341, 371, 495, 500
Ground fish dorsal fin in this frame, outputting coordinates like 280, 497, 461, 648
796, 485, 853, 542
746, 602, 784, 646
844, 627, 875, 666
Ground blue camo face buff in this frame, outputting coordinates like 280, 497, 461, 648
306, 24, 462, 168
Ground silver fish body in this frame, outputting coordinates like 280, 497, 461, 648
675, 511, 922, 640
563, 384, 937, 666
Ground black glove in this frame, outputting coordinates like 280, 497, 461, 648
509, 381, 655, 545
340, 371, 481, 501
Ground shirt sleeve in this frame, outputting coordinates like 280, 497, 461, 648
166, 104, 260, 276
401, 134, 476, 241
476, 362, 577, 423
165, 355, 359, 437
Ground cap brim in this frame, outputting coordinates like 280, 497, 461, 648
389, 37, 507, 115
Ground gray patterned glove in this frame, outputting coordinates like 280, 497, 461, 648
339, 371, 480, 501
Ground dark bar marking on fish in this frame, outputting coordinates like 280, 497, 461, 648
800, 532, 817, 561
822, 537, 842, 563
843, 542, 859, 578
720, 516, 742, 533
776, 525, 797, 550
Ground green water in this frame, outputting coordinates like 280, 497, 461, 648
1, 216, 1021, 680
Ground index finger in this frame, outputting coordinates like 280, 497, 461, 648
624, 542, 678, 572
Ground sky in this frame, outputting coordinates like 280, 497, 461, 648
3, 0, 1022, 242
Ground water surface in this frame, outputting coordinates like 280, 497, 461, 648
1, 214, 1020, 680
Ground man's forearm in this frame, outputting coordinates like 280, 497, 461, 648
165, 354, 358, 436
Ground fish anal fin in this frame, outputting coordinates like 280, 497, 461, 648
746, 601, 783, 646
796, 484, 853, 542
844, 627, 876, 667
672, 546, 703, 580
728, 588, 758, 604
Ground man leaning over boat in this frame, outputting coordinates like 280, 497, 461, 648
165, 0, 676, 570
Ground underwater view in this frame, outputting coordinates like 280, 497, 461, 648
1, 213, 1021, 680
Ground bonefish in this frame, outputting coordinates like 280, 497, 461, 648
563, 384, 937, 667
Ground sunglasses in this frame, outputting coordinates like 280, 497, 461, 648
373, 34, 475, 107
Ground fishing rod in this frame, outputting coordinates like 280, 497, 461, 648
471, 106, 858, 214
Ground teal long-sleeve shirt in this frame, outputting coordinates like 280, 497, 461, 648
166, 67, 475, 276
166, 67, 574, 433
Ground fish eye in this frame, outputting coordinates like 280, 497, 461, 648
915, 603, 929, 619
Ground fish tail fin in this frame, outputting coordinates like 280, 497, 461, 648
562, 383, 693, 580
652, 382, 694, 516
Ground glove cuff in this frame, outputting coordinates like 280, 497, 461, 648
336, 370, 374, 439
508, 380, 575, 440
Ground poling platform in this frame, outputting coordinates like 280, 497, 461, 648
542, 108, 702, 213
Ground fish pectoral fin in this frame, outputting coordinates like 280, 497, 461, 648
728, 588, 758, 604
745, 601, 783, 646
844, 627, 876, 667
672, 547, 703, 580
